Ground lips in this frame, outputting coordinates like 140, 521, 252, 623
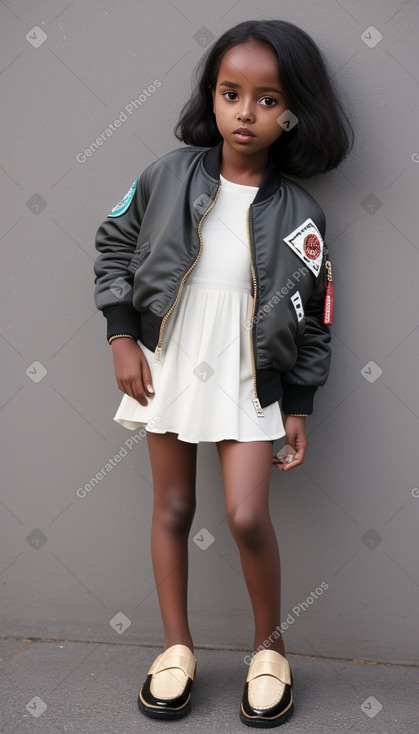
234, 128, 255, 136
233, 128, 255, 141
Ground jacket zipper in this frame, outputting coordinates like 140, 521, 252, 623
154, 184, 222, 363
246, 208, 264, 418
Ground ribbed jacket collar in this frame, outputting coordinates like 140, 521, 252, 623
202, 140, 283, 204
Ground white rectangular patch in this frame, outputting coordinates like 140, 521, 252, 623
291, 290, 304, 322
283, 218, 324, 276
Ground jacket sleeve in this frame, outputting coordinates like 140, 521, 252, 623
281, 244, 332, 415
93, 176, 148, 342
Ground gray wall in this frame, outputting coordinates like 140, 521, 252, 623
1, 0, 418, 665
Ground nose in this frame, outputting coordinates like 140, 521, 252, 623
237, 99, 255, 122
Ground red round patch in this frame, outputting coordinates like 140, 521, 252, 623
303, 234, 321, 260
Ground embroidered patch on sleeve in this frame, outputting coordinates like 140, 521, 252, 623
108, 180, 137, 218
283, 218, 324, 276
290, 290, 304, 322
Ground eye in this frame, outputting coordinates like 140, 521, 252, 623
222, 91, 238, 101
259, 96, 277, 107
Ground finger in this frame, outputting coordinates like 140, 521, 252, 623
273, 442, 296, 466
281, 448, 306, 471
132, 379, 150, 406
274, 463, 286, 471
139, 355, 154, 395
121, 379, 148, 406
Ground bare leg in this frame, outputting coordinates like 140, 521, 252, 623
216, 439, 286, 657
146, 431, 197, 653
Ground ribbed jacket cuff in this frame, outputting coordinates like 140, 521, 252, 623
281, 383, 318, 415
102, 303, 141, 342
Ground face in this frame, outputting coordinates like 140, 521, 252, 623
211, 40, 288, 161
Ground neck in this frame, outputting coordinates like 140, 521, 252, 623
219, 142, 269, 186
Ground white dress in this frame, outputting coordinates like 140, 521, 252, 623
113, 175, 286, 443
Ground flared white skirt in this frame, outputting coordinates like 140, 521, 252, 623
113, 277, 286, 443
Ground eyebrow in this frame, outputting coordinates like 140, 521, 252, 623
218, 80, 284, 95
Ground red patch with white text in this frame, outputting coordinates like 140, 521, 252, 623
303, 234, 321, 260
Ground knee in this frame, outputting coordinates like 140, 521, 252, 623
228, 509, 268, 552
155, 491, 196, 535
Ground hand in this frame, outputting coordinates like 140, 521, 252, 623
272, 415, 307, 471
111, 337, 154, 406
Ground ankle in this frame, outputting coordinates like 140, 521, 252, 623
253, 639, 286, 658
163, 636, 194, 654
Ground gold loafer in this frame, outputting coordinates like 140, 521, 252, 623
138, 644, 197, 719
240, 650, 294, 727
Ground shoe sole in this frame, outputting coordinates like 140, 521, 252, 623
137, 694, 191, 720
239, 701, 295, 728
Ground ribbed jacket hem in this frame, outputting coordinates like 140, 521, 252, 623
102, 305, 318, 414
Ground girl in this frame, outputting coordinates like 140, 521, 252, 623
94, 19, 352, 728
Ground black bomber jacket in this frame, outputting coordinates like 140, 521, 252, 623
93, 140, 332, 416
